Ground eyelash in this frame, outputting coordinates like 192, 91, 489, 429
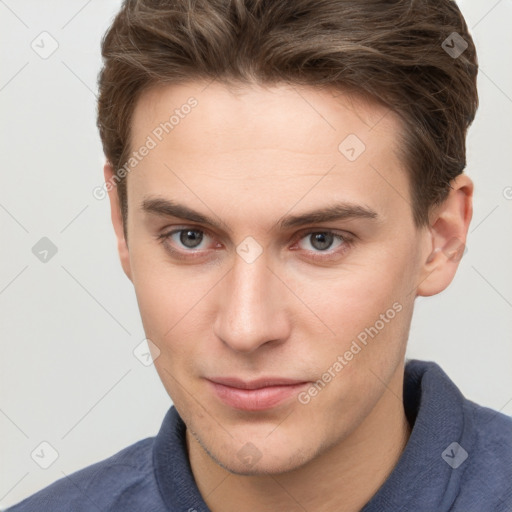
156, 227, 355, 262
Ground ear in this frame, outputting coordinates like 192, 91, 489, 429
416, 173, 473, 297
104, 163, 132, 281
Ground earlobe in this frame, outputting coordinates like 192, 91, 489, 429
104, 163, 132, 281
416, 174, 473, 297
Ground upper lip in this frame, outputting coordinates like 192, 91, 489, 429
207, 377, 309, 390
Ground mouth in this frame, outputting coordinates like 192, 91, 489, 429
206, 377, 310, 411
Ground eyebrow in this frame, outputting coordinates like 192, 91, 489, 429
141, 196, 379, 234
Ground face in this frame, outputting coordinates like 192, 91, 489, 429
119, 81, 433, 474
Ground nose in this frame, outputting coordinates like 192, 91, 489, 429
213, 249, 291, 353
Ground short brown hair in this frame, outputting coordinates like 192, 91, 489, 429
96, 0, 478, 233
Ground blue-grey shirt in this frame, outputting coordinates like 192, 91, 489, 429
7, 360, 512, 511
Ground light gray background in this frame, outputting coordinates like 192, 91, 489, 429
1, 0, 511, 508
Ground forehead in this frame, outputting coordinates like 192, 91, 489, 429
127, 81, 412, 230
131, 80, 400, 154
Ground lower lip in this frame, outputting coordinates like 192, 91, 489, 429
207, 381, 309, 411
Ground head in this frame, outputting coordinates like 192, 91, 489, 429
96, 0, 477, 474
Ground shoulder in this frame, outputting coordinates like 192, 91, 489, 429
6, 437, 166, 512
403, 360, 512, 510
468, 398, 512, 453
454, 399, 512, 511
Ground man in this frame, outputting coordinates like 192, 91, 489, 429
8, 0, 512, 511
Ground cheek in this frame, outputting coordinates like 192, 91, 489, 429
301, 260, 407, 337
130, 261, 187, 360
132, 273, 174, 337
292, 255, 414, 384
129, 248, 214, 368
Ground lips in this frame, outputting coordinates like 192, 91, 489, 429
206, 377, 309, 411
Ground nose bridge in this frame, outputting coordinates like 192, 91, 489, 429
214, 249, 288, 353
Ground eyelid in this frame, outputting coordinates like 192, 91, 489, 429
159, 225, 355, 241
156, 226, 215, 262
157, 225, 218, 250
290, 228, 355, 260
291, 227, 355, 243
158, 224, 215, 239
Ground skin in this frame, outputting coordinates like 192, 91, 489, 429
105, 81, 473, 512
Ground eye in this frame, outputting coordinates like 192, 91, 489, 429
299, 232, 340, 251
293, 230, 354, 261
157, 227, 354, 262
171, 228, 207, 249
157, 227, 218, 260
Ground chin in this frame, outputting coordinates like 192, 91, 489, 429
219, 449, 313, 476
197, 428, 319, 476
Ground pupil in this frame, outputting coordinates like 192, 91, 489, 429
181, 230, 203, 248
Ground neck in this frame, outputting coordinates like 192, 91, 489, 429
187, 365, 411, 512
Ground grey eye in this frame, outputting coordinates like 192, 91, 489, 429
308, 232, 335, 251
177, 229, 204, 249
